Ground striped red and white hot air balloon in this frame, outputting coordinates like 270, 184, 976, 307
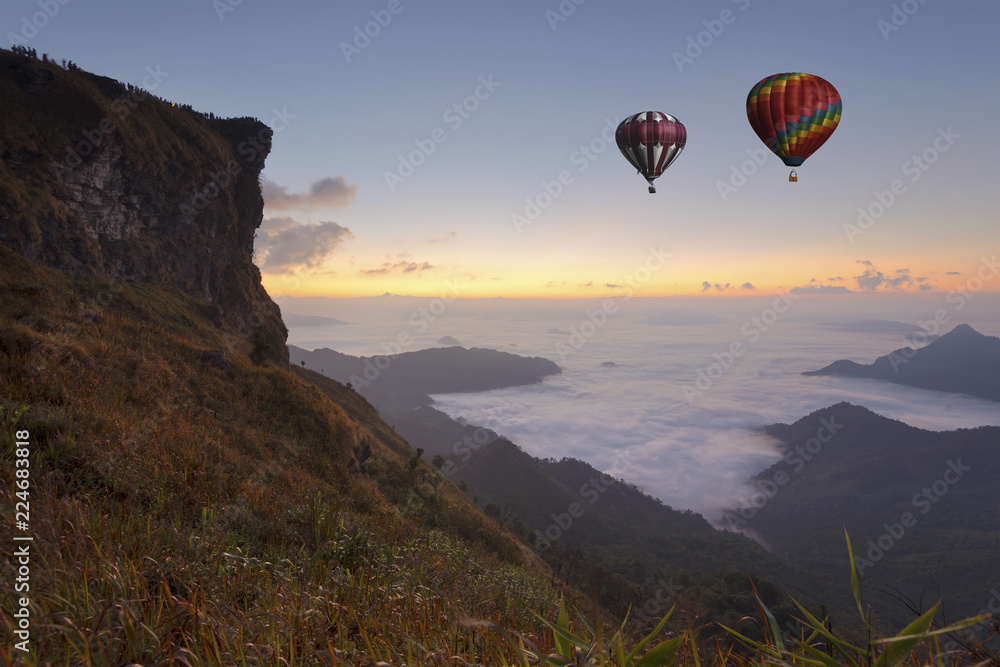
615, 111, 686, 193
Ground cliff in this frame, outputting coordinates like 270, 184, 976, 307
0, 48, 286, 364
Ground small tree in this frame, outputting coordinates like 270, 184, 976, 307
408, 447, 424, 472
432, 454, 445, 470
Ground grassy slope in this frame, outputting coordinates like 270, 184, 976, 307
0, 245, 562, 664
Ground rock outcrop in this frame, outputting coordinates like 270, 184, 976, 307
0, 49, 286, 364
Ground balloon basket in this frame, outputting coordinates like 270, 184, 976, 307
648, 185, 656, 194
788, 170, 798, 183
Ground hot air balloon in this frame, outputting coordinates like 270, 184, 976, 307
746, 73, 841, 182
616, 111, 686, 193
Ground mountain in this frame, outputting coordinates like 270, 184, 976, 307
4, 49, 991, 663
0, 51, 568, 663
0, 48, 287, 364
804, 324, 1000, 401
281, 312, 348, 327
724, 402, 1000, 629
289, 344, 560, 396
815, 319, 931, 335
391, 404, 825, 636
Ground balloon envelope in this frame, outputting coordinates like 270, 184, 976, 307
616, 111, 686, 191
746, 73, 841, 167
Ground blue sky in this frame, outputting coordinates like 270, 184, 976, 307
10, 0, 999, 297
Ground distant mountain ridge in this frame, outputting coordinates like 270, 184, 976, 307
282, 313, 348, 327
288, 344, 560, 397
804, 324, 1000, 401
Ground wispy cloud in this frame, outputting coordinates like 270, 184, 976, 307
790, 284, 852, 294
360, 259, 434, 275
428, 231, 457, 243
262, 176, 358, 211
254, 216, 353, 273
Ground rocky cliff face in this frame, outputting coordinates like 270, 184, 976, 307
0, 49, 286, 364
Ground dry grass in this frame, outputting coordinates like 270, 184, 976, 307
1, 245, 994, 665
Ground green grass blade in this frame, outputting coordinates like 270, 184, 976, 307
872, 602, 939, 667
844, 528, 866, 627
633, 635, 685, 667
718, 623, 777, 655
873, 614, 989, 644
625, 603, 676, 662
754, 592, 786, 653
554, 595, 572, 658
788, 597, 863, 667
533, 612, 590, 653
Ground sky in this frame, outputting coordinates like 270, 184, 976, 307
9, 0, 999, 299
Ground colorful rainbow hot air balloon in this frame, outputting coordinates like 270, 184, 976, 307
616, 111, 686, 193
746, 73, 841, 181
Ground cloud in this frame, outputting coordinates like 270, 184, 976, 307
428, 304, 1000, 520
579, 282, 594, 288
790, 285, 853, 294
428, 231, 457, 243
254, 216, 354, 273
606, 283, 621, 289
853, 261, 927, 292
361, 259, 434, 275
740, 283, 755, 291
702, 281, 734, 292
262, 176, 358, 210
946, 271, 961, 276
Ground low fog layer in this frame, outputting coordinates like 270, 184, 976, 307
282, 294, 1000, 519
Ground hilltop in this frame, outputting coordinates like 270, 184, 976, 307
804, 324, 1000, 401
0, 49, 563, 663
0, 47, 286, 364
725, 402, 1000, 630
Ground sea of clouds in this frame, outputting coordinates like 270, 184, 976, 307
282, 293, 1000, 521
